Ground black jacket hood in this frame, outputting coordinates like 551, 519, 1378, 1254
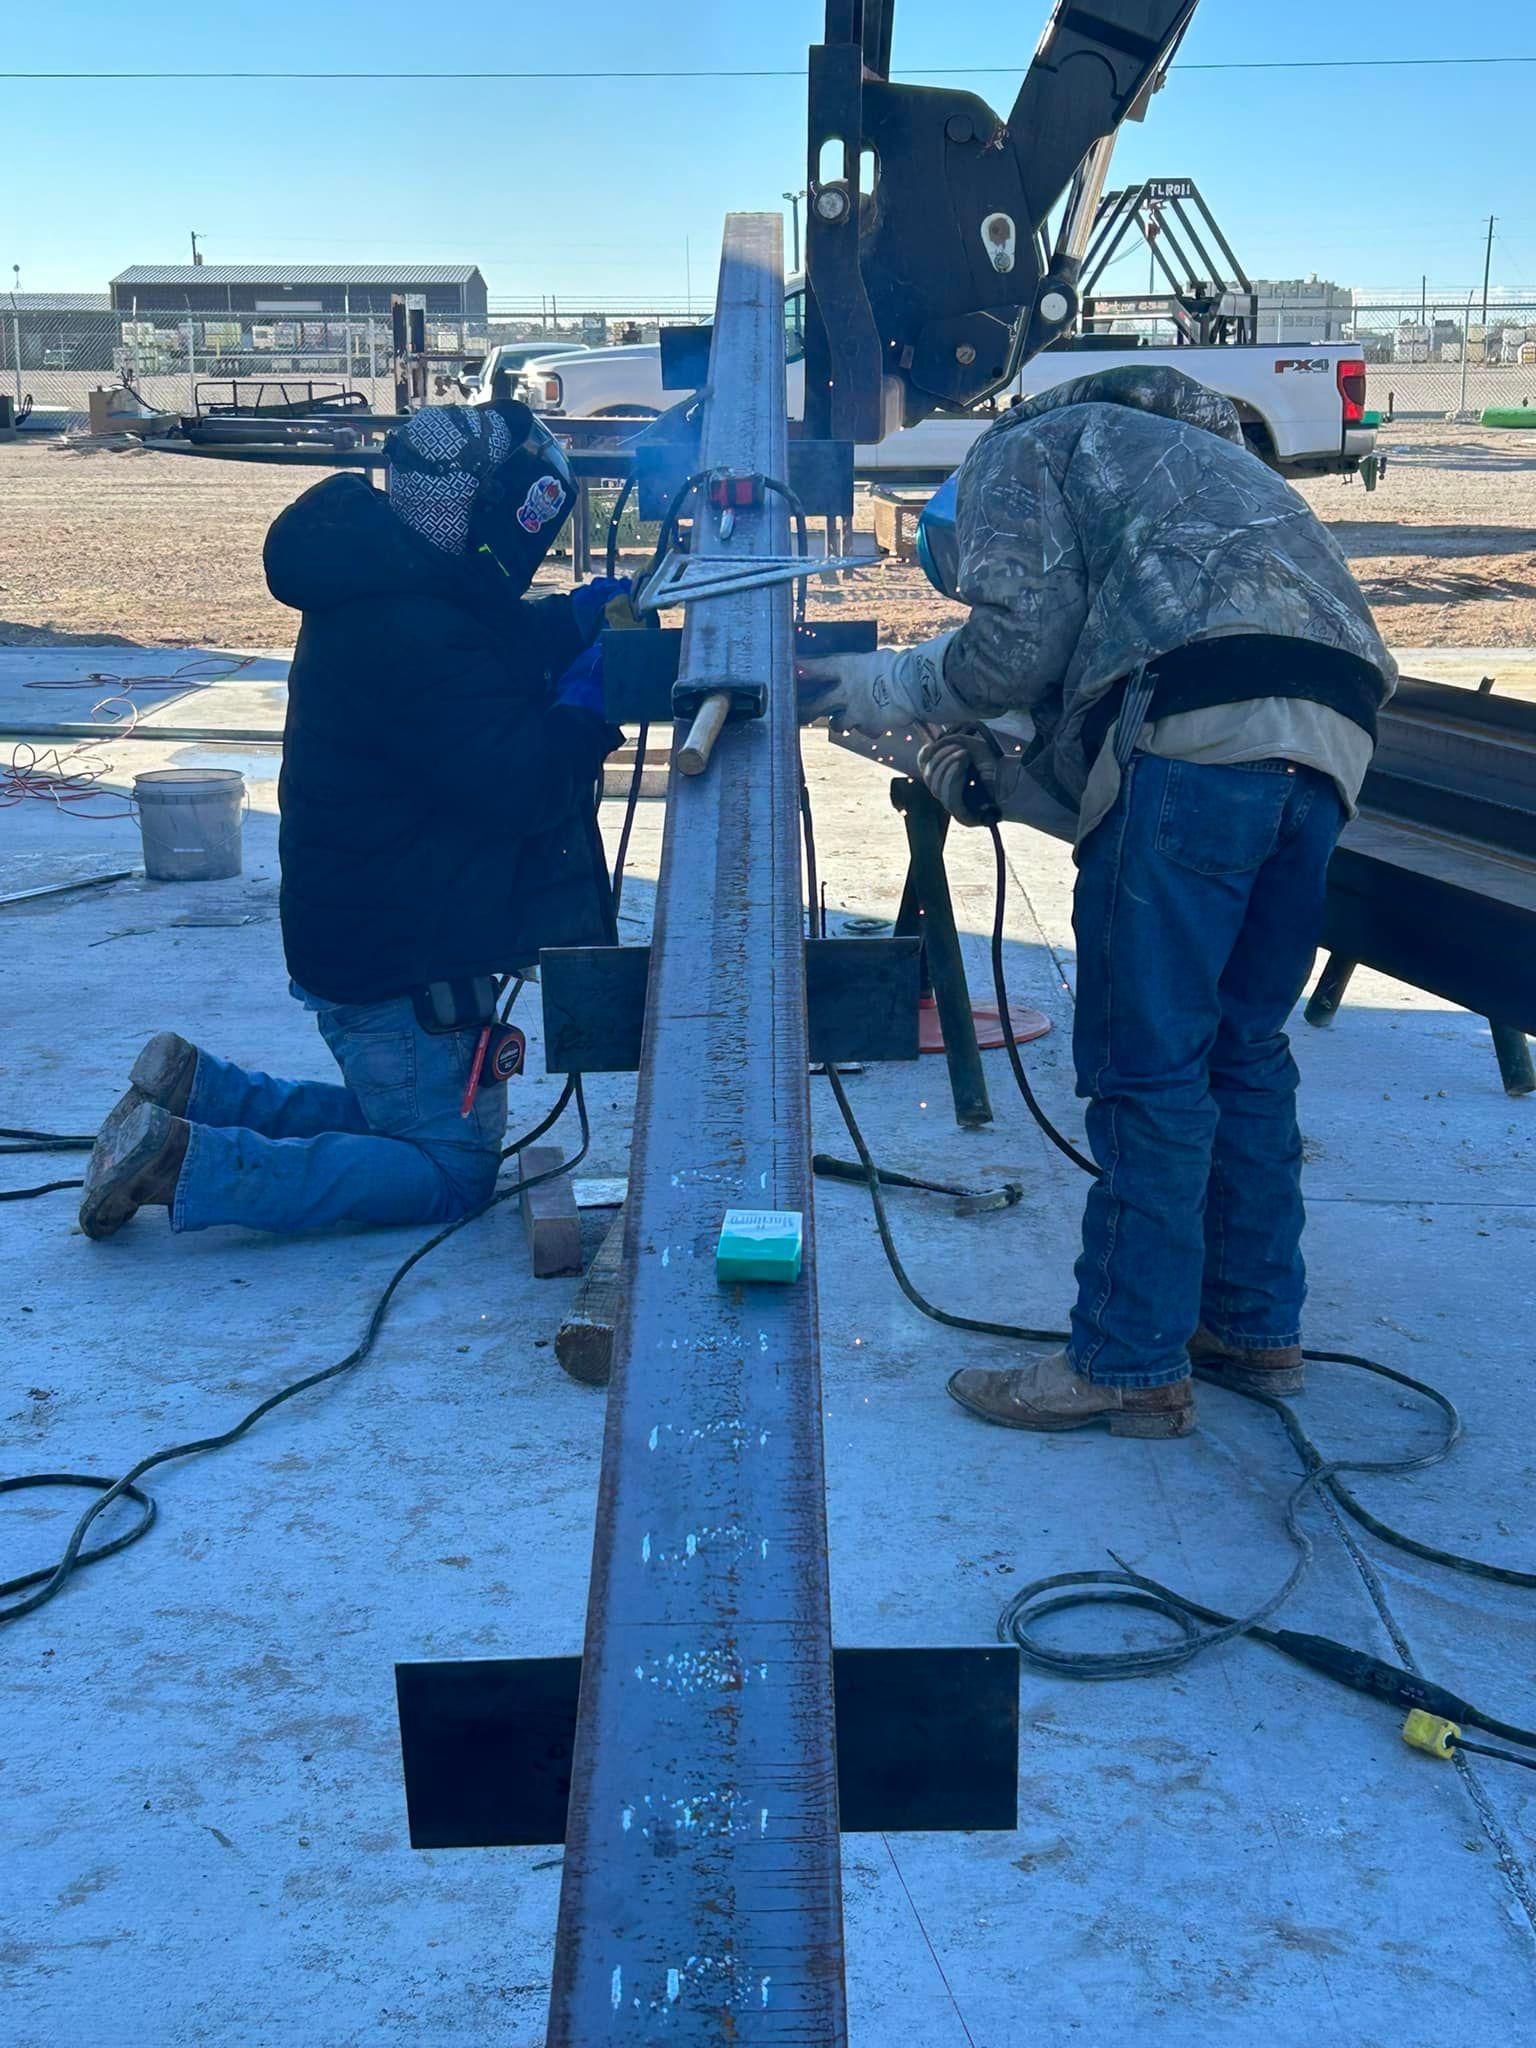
264, 472, 469, 615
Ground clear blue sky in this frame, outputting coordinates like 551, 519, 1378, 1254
7, 3, 1534, 302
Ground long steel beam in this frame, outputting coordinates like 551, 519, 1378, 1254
547, 214, 847, 2045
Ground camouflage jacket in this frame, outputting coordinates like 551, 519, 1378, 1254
942, 366, 1396, 809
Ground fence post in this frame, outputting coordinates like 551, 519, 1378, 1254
185, 318, 196, 411
367, 315, 377, 410
12, 315, 21, 407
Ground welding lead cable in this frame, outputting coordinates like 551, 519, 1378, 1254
0, 1125, 94, 1200
0, 1078, 592, 1625
985, 822, 1100, 1177
609, 722, 650, 918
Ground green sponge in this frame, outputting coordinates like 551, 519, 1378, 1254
715, 1208, 804, 1285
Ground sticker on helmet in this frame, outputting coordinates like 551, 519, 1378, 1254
517, 475, 567, 532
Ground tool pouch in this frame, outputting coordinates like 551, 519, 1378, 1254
411, 977, 500, 1035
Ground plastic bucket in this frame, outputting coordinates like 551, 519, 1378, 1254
133, 768, 246, 882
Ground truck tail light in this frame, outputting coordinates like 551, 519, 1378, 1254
1337, 358, 1366, 426
544, 375, 563, 407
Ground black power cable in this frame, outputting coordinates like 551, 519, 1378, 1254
0, 1125, 92, 1201
0, 1077, 590, 1625
986, 825, 1098, 1177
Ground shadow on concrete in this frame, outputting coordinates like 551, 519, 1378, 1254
0, 619, 142, 649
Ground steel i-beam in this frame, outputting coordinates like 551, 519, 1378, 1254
545, 213, 848, 2045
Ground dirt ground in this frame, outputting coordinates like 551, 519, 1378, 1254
2, 418, 1534, 650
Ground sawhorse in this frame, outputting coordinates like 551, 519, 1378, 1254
891, 776, 993, 1129
1306, 951, 1535, 1097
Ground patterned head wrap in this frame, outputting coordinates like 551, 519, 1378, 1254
386, 405, 513, 556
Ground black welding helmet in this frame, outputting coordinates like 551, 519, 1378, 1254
384, 401, 574, 592
915, 469, 961, 603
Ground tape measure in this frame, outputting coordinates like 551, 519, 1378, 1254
460, 1022, 526, 1116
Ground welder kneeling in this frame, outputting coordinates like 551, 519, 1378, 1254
80, 403, 623, 1240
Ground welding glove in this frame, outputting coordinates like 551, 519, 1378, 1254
554, 641, 606, 718
916, 724, 1030, 829
797, 630, 965, 738
570, 576, 633, 646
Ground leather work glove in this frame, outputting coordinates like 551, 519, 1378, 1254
797, 630, 964, 738
916, 724, 1028, 829
554, 641, 606, 717
570, 576, 633, 646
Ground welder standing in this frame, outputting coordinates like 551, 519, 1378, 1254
80, 402, 623, 1239
800, 367, 1395, 1438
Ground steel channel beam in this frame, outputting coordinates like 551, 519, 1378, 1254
829, 678, 1536, 1030
547, 214, 847, 2046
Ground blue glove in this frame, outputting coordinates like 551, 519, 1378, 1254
554, 641, 605, 718
570, 576, 633, 646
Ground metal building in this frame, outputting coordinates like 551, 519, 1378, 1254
1249, 276, 1353, 345
108, 265, 488, 322
2, 293, 115, 371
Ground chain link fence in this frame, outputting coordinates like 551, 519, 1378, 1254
1342, 296, 1536, 421
0, 308, 494, 422
7, 293, 1536, 429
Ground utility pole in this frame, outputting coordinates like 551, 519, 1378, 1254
190, 230, 203, 267
1480, 215, 1496, 332
783, 188, 806, 273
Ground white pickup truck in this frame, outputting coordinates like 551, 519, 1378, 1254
517, 283, 1377, 482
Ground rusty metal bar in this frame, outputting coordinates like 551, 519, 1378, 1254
546, 212, 847, 2046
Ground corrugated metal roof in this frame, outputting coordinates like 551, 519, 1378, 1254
111, 265, 482, 287
9, 292, 113, 310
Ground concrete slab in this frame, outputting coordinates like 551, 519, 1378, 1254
0, 644, 289, 738
3, 737, 1534, 2045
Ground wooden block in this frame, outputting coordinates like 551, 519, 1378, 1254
518, 1144, 583, 1277
555, 1208, 626, 1386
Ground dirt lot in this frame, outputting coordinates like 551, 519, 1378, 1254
1, 418, 1533, 650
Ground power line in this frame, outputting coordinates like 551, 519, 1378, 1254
4, 56, 1536, 83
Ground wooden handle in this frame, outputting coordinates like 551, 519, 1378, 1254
676, 692, 732, 777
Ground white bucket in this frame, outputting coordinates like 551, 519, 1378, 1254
133, 768, 246, 882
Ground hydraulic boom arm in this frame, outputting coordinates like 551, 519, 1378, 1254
804, 0, 1201, 440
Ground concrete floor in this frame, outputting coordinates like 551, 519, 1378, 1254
3, 652, 1535, 2045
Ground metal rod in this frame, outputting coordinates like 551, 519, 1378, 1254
676, 690, 731, 776
1304, 953, 1358, 1029
547, 212, 846, 2046
1490, 1021, 1535, 1097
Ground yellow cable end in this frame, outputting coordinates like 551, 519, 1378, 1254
1402, 1710, 1459, 1758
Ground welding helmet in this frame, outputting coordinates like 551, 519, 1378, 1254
385, 401, 575, 593
914, 470, 961, 602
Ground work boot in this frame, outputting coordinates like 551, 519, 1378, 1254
1189, 1326, 1305, 1398
947, 1349, 1195, 1438
96, 1032, 200, 1152
79, 1101, 190, 1240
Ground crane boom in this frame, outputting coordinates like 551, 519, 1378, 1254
804, 0, 1201, 440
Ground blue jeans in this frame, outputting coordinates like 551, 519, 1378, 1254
1069, 754, 1344, 1387
171, 991, 508, 1233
